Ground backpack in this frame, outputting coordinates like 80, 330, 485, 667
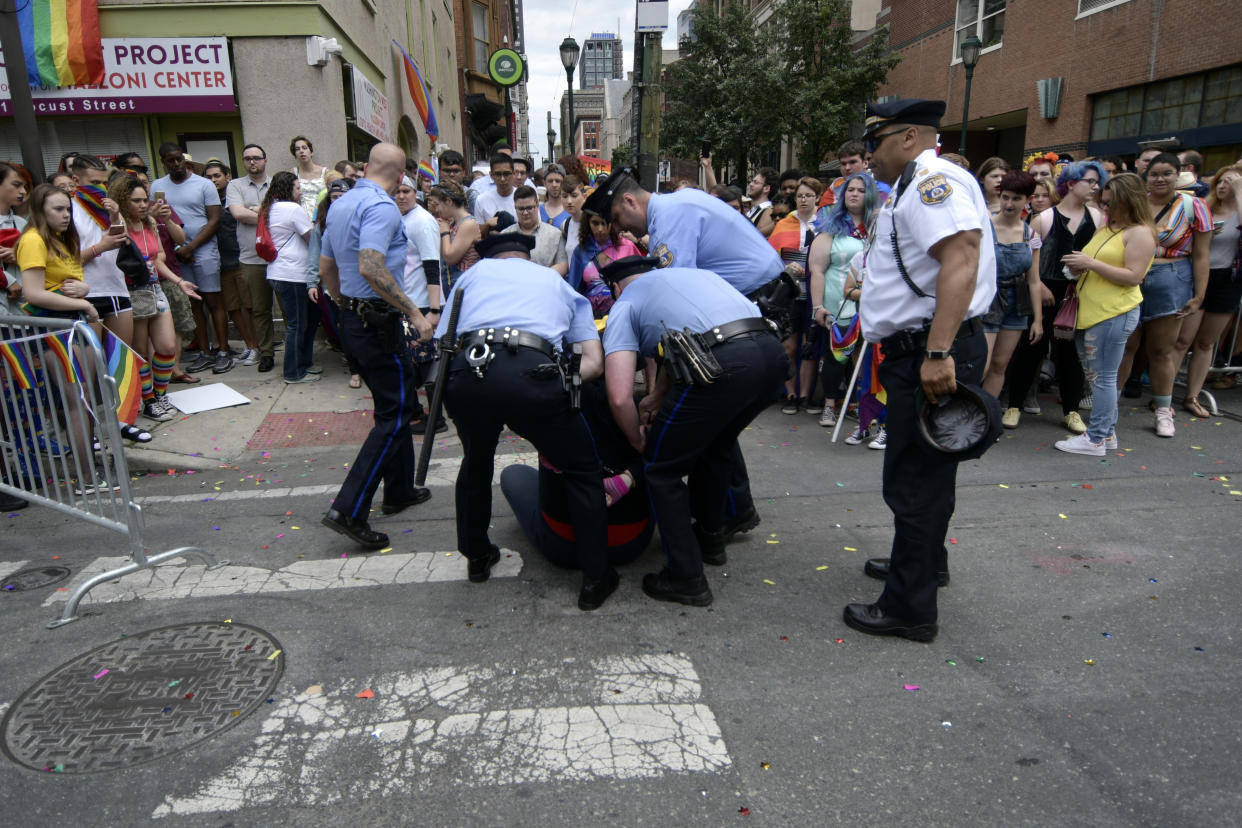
256, 209, 277, 262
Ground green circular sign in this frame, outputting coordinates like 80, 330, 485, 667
488, 49, 524, 87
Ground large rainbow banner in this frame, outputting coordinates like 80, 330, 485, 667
17, 0, 105, 89
393, 40, 439, 142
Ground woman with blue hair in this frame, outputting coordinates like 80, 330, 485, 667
808, 173, 877, 429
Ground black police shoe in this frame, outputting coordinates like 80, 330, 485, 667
723, 507, 760, 540
322, 509, 389, 550
642, 569, 713, 607
257, 355, 275, 372
578, 567, 620, 611
410, 416, 448, 435
863, 557, 950, 587
468, 545, 502, 583
693, 524, 727, 566
843, 603, 938, 642
0, 490, 29, 511
380, 487, 432, 515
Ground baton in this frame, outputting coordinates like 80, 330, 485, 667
415, 287, 464, 486
832, 339, 869, 444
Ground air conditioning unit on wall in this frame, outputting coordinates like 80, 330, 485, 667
1037, 78, 1064, 120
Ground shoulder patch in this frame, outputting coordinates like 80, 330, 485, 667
652, 243, 674, 268
918, 174, 952, 205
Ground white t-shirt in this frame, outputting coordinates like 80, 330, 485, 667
265, 201, 313, 284
74, 200, 127, 298
474, 188, 515, 224
150, 172, 219, 263
401, 203, 440, 308
564, 217, 582, 261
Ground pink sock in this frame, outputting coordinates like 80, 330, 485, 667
603, 473, 631, 506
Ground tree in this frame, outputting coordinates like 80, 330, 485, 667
663, 1, 787, 181
611, 142, 631, 170
773, 0, 900, 171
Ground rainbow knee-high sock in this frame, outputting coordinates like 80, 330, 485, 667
151, 352, 175, 396
138, 362, 153, 401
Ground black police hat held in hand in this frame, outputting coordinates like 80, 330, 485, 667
598, 255, 660, 284
582, 167, 636, 218
475, 231, 535, 259
492, 209, 516, 231
915, 382, 1002, 460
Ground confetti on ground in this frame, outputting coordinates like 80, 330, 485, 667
942, 721, 952, 728
1083, 659, 1095, 666
945, 659, 956, 666
168, 679, 181, 687
356, 688, 375, 699
815, 565, 829, 571
1102, 633, 1112, 638
766, 540, 780, 544
1194, 646, 1205, 652
834, 638, 844, 644
843, 546, 857, 552
763, 579, 776, 585
739, 807, 751, 816
267, 649, 282, 661
760, 761, 771, 770
1058, 513, 1068, 519
949, 538, 957, 544
93, 669, 109, 680
999, 484, 1009, 489
903, 684, 920, 691
779, 636, 788, 641
976, 657, 985, 663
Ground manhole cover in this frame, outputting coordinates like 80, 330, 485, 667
1, 621, 284, 773
1, 566, 71, 592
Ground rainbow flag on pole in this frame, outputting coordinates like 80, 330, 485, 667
393, 40, 439, 141
41, 332, 80, 385
102, 330, 143, 425
0, 341, 36, 390
18, 0, 105, 89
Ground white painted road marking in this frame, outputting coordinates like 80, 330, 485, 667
0, 561, 29, 581
41, 550, 524, 607
152, 653, 730, 818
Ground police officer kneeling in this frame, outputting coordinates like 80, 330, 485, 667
600, 256, 788, 607
844, 98, 996, 642
438, 232, 615, 610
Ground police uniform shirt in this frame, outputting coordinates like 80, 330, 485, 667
646, 188, 784, 295
602, 267, 760, 359
436, 258, 598, 347
320, 179, 407, 300
859, 148, 997, 342
400, 202, 440, 308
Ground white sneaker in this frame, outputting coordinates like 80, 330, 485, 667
1055, 433, 1105, 456
868, 427, 887, 450
1154, 406, 1175, 438
1080, 393, 1093, 410
818, 406, 837, 427
1104, 432, 1118, 450
1022, 389, 1041, 414
240, 347, 259, 366
844, 426, 869, 445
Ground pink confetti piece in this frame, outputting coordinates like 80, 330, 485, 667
903, 684, 920, 691
93, 669, 109, 680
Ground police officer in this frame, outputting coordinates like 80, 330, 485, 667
319, 143, 435, 550
600, 256, 788, 607
585, 170, 790, 538
844, 99, 996, 642
437, 232, 612, 610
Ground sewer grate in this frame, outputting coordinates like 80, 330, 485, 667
1, 566, 71, 592
1, 621, 284, 773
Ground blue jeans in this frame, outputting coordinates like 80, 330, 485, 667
1075, 307, 1139, 442
269, 279, 319, 380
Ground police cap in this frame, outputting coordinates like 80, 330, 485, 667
915, 382, 1002, 461
598, 255, 660, 285
475, 231, 535, 259
582, 167, 636, 218
864, 99, 947, 136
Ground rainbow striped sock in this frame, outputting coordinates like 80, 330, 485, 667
151, 352, 175, 396
139, 363, 153, 401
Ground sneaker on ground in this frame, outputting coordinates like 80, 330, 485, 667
212, 351, 235, 374
1080, 393, 1093, 410
305, 364, 324, 374
143, 398, 176, 421
1154, 406, 1175, 437
1022, 389, 1041, 414
284, 373, 322, 384
780, 396, 799, 415
804, 399, 823, 415
1063, 411, 1087, 434
1055, 433, 1105, 456
1002, 407, 1021, 429
240, 347, 259, 366
818, 406, 837, 427
75, 467, 122, 495
868, 427, 887, 450
185, 354, 215, 373
1104, 432, 1118, 450
844, 426, 869, 445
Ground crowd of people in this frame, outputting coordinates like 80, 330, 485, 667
1, 116, 1241, 630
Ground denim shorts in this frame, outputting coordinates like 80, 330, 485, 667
1140, 258, 1192, 322
983, 285, 1031, 333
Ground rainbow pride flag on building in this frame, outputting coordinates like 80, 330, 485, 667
393, 40, 439, 141
102, 330, 142, 424
18, 0, 105, 89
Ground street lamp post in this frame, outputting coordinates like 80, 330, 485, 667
559, 36, 580, 157
958, 34, 982, 156
547, 128, 556, 165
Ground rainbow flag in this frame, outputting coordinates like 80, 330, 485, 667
0, 341, 36, 390
41, 332, 80, 385
18, 0, 104, 89
73, 184, 111, 230
417, 160, 436, 182
828, 313, 861, 364
102, 330, 142, 424
393, 40, 439, 141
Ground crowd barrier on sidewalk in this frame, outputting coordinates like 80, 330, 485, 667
0, 314, 227, 628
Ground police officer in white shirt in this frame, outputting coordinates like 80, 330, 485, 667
844, 98, 996, 643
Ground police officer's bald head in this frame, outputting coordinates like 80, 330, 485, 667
365, 143, 408, 194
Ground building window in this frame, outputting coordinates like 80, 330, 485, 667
1077, 0, 1133, 17
953, 0, 1003, 61
1092, 87, 1144, 141
1090, 65, 1242, 144
582, 121, 599, 154
472, 2, 489, 71
1204, 66, 1242, 127
1142, 76, 1203, 134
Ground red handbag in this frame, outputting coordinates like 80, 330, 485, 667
255, 211, 278, 262
1052, 281, 1079, 340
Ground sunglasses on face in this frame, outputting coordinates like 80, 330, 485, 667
864, 128, 907, 154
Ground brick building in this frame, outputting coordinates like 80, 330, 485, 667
454, 0, 521, 161
876, 0, 1242, 169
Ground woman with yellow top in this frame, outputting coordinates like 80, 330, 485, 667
1055, 173, 1155, 456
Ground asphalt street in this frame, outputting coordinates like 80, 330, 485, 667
1, 375, 1240, 827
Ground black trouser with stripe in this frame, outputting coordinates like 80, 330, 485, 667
446, 348, 609, 578
332, 306, 419, 520
644, 334, 788, 580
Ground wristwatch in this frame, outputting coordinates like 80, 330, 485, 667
925, 349, 953, 360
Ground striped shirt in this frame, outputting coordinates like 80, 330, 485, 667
1155, 194, 1212, 259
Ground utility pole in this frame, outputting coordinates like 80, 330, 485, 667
0, 0, 46, 182
635, 33, 661, 192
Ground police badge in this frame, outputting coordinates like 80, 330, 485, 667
918, 174, 952, 205
652, 242, 674, 268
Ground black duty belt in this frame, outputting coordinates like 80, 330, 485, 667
746, 272, 790, 302
700, 317, 776, 347
457, 327, 557, 360
879, 317, 984, 359
341, 296, 390, 314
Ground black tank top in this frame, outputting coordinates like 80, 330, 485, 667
1039, 206, 1097, 281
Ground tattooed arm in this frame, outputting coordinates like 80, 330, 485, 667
358, 248, 433, 341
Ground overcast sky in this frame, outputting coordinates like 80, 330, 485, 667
520, 0, 696, 166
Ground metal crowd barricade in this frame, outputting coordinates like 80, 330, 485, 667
0, 314, 227, 628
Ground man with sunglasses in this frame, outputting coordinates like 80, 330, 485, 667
843, 98, 996, 643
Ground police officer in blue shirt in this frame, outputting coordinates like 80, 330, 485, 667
437, 232, 614, 610
318, 143, 436, 550
600, 256, 788, 607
